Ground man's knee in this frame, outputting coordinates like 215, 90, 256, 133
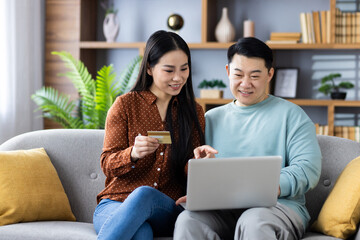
175, 210, 200, 231
235, 207, 290, 240
237, 208, 266, 228
174, 210, 222, 240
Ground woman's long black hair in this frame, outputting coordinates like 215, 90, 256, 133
131, 30, 205, 185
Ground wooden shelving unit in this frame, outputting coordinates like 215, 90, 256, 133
44, 0, 360, 131
79, 41, 360, 50
196, 98, 360, 137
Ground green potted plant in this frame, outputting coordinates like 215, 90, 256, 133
31, 51, 142, 129
318, 73, 354, 100
198, 79, 227, 98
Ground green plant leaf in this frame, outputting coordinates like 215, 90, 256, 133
318, 84, 332, 95
95, 64, 117, 128
32, 52, 141, 129
31, 87, 84, 129
52, 51, 96, 124
198, 79, 226, 89
115, 55, 143, 96
338, 82, 354, 89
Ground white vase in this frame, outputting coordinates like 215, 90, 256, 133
215, 7, 235, 43
103, 13, 119, 42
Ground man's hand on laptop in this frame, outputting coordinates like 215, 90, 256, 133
193, 145, 218, 159
175, 195, 187, 205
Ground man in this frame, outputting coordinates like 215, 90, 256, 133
174, 37, 322, 240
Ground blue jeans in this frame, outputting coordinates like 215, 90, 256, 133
93, 186, 184, 240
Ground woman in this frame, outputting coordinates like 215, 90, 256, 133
93, 30, 205, 240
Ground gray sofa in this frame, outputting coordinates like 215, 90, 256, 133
0, 129, 359, 240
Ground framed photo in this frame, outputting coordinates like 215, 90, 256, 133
273, 68, 298, 98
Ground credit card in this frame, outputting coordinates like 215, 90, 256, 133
147, 131, 172, 144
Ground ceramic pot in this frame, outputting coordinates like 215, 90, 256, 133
331, 91, 346, 100
200, 89, 224, 99
103, 13, 119, 42
215, 7, 235, 43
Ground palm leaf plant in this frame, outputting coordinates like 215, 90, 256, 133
32, 51, 142, 129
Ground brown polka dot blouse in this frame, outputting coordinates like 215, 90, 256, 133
97, 90, 205, 204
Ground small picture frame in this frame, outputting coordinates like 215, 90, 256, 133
273, 68, 298, 98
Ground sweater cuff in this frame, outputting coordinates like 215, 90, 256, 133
279, 174, 291, 197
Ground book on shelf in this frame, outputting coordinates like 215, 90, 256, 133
335, 8, 341, 43
355, 12, 360, 43
312, 11, 322, 43
315, 124, 360, 142
333, 126, 360, 142
346, 12, 351, 44
334, 8, 360, 44
352, 12, 356, 43
266, 40, 298, 44
320, 10, 327, 43
299, 10, 331, 44
270, 32, 301, 39
268, 32, 301, 44
315, 124, 329, 136
300, 12, 308, 43
326, 10, 331, 43
307, 12, 315, 44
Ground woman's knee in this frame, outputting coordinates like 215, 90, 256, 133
129, 186, 161, 201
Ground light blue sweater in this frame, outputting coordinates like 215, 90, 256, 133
205, 95, 322, 228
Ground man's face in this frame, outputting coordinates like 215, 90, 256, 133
226, 54, 274, 107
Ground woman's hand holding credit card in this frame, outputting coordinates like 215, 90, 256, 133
147, 131, 172, 144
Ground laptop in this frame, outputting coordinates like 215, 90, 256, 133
181, 156, 282, 211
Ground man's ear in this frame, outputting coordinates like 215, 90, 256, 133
268, 67, 275, 83
226, 64, 230, 76
147, 64, 152, 76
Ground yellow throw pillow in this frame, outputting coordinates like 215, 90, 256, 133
311, 156, 360, 239
0, 148, 76, 226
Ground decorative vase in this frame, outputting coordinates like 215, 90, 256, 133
103, 13, 119, 42
243, 19, 255, 38
215, 7, 235, 43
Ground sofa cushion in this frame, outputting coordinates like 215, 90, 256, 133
0, 221, 97, 240
0, 148, 75, 226
311, 156, 360, 239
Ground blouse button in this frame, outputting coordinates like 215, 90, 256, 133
154, 182, 158, 186
160, 152, 164, 156
157, 168, 161, 171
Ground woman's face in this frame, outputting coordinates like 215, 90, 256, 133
147, 49, 189, 99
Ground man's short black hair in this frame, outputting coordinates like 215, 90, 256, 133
227, 37, 273, 71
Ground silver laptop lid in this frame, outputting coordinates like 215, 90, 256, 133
185, 156, 282, 211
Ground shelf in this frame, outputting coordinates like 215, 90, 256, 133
79, 41, 236, 50
80, 41, 360, 50
288, 99, 360, 106
196, 98, 360, 108
80, 41, 146, 49
196, 98, 360, 137
268, 43, 360, 50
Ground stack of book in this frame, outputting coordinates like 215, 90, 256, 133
335, 8, 360, 44
315, 124, 360, 142
266, 32, 301, 44
334, 126, 360, 141
299, 10, 331, 44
